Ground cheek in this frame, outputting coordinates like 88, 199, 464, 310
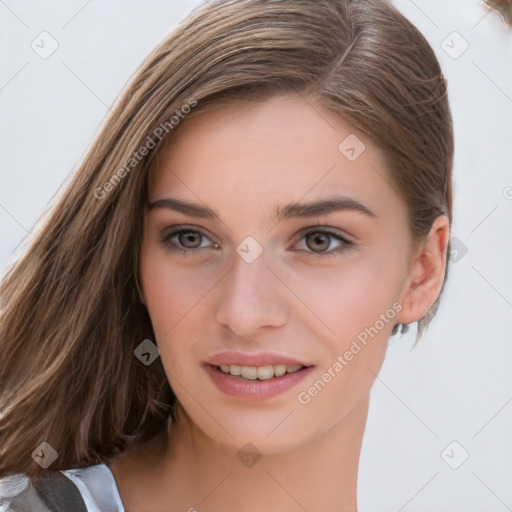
294, 252, 403, 344
139, 247, 214, 343
295, 257, 401, 415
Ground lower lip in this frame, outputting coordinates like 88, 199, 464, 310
204, 364, 315, 401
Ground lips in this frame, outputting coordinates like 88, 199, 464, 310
203, 350, 314, 400
206, 350, 311, 368
204, 363, 315, 401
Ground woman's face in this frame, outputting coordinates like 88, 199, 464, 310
140, 93, 414, 453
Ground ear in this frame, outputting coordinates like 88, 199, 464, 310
395, 214, 450, 326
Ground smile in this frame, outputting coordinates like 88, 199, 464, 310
217, 364, 304, 380
205, 363, 315, 401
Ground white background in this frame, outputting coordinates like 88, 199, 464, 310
1, 1, 511, 510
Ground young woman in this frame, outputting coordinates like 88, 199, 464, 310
0, 0, 453, 510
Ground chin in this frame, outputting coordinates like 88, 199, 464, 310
184, 404, 328, 457
214, 428, 310, 457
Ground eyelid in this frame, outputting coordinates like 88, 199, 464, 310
159, 224, 355, 256
158, 225, 219, 251
294, 224, 354, 243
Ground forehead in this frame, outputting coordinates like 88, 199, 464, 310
148, 93, 405, 226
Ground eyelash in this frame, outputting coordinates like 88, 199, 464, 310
159, 226, 354, 258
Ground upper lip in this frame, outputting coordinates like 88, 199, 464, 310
206, 351, 312, 367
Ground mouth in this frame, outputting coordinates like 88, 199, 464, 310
204, 351, 314, 400
214, 363, 308, 381
205, 362, 315, 401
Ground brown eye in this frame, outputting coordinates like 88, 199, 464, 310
159, 227, 219, 255
305, 232, 331, 252
295, 228, 353, 257
178, 230, 202, 249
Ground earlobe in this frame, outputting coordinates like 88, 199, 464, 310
395, 215, 450, 326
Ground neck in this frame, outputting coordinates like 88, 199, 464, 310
157, 398, 369, 512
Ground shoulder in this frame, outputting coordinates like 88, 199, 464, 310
0, 464, 124, 512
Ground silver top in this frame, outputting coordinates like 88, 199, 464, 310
0, 464, 125, 512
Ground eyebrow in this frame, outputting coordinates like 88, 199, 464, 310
147, 196, 376, 221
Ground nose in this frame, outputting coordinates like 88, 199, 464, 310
214, 250, 288, 337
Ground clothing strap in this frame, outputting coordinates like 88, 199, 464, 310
32, 471, 88, 512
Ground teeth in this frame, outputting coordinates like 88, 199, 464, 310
257, 366, 274, 380
229, 364, 241, 376
240, 366, 258, 380
274, 365, 287, 377
218, 364, 304, 380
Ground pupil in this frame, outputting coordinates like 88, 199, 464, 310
180, 232, 200, 248
307, 233, 329, 252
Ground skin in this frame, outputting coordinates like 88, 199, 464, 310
110, 93, 449, 511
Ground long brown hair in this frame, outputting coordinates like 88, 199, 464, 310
0, 0, 453, 478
